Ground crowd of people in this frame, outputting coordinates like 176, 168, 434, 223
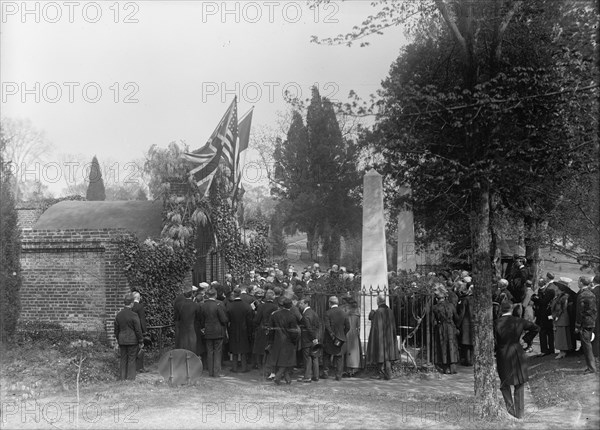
112, 258, 599, 419
166, 262, 398, 384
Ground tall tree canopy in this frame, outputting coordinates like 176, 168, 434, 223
313, 0, 599, 417
272, 88, 362, 265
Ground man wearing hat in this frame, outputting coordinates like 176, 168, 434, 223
297, 297, 321, 382
114, 293, 143, 381
575, 277, 597, 373
495, 300, 539, 419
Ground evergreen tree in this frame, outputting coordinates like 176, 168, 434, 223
273, 88, 362, 265
0, 133, 22, 341
86, 155, 106, 201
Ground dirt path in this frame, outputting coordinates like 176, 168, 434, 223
3, 362, 598, 429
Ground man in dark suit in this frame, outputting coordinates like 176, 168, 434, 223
173, 285, 195, 348
201, 287, 229, 377
114, 294, 143, 381
509, 256, 529, 316
266, 298, 300, 385
494, 301, 539, 419
131, 291, 148, 373
227, 288, 254, 373
175, 287, 201, 354
297, 297, 321, 382
253, 290, 278, 377
531, 278, 556, 357
575, 277, 597, 373
322, 296, 350, 381
240, 284, 255, 306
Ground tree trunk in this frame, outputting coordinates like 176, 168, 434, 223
470, 184, 500, 418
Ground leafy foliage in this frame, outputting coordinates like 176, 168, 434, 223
0, 139, 22, 341
117, 235, 196, 333
85, 155, 106, 201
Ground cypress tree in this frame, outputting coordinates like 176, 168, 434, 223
86, 155, 106, 201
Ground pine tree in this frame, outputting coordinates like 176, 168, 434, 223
86, 155, 106, 201
0, 135, 22, 341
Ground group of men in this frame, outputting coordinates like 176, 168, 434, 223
169, 266, 398, 385
490, 261, 599, 419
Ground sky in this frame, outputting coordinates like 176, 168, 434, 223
1, 0, 407, 195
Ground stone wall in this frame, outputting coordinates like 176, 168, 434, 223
20, 229, 132, 342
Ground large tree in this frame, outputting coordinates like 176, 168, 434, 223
313, 0, 598, 417
0, 117, 54, 201
272, 88, 362, 265
85, 155, 106, 201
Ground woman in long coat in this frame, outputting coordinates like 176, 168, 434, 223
367, 294, 399, 380
552, 292, 572, 359
433, 286, 460, 374
343, 299, 362, 376
456, 286, 474, 366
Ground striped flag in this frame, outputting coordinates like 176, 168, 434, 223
183, 97, 237, 197
232, 107, 254, 201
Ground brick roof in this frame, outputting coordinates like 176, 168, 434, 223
34, 200, 164, 241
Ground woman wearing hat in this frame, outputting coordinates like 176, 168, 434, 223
432, 283, 460, 374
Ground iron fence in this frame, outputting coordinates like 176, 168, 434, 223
308, 286, 436, 371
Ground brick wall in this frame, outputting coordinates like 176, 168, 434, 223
16, 203, 42, 229
20, 229, 132, 343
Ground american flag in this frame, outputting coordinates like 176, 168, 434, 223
183, 97, 238, 197
232, 107, 253, 201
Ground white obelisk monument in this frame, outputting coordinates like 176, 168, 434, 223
361, 169, 388, 342
397, 186, 417, 272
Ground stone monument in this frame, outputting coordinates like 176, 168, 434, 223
397, 186, 417, 272
361, 169, 388, 344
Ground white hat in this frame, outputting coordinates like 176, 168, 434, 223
191, 285, 198, 291
559, 277, 572, 284
199, 282, 209, 289
463, 276, 472, 283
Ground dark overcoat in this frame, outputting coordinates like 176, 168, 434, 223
132, 302, 147, 334
494, 315, 539, 385
252, 300, 278, 354
266, 309, 299, 368
366, 304, 399, 364
173, 293, 187, 348
227, 298, 253, 354
299, 307, 321, 349
456, 295, 473, 346
323, 306, 349, 356
114, 307, 143, 346
176, 298, 200, 353
433, 300, 460, 365
201, 298, 228, 340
